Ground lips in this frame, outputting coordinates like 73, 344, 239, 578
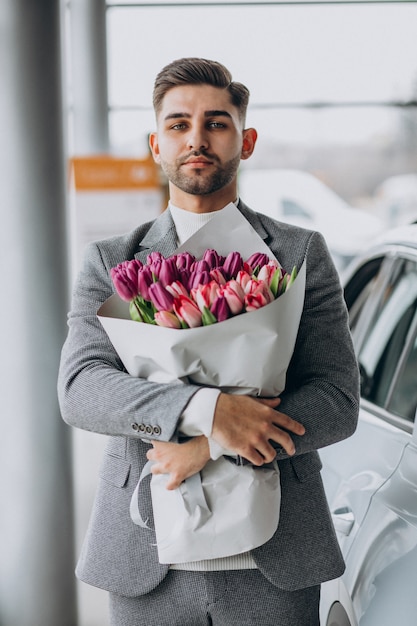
183, 158, 212, 166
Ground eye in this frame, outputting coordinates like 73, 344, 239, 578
170, 122, 187, 130
208, 121, 226, 129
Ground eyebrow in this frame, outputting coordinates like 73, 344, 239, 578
163, 110, 233, 121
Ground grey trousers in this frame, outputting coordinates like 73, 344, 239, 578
109, 570, 320, 626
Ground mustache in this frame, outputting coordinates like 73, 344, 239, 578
179, 150, 219, 165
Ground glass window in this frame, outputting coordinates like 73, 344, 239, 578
357, 259, 417, 416
343, 257, 383, 336
387, 323, 417, 422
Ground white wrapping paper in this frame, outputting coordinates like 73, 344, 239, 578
97, 205, 306, 563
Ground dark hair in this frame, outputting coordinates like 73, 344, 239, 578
153, 57, 250, 123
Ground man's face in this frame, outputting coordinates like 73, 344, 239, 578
150, 84, 255, 198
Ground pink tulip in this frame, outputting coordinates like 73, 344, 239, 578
235, 269, 252, 291
209, 268, 227, 285
192, 280, 220, 312
244, 292, 269, 312
219, 280, 245, 315
173, 296, 202, 328
154, 310, 181, 329
166, 280, 189, 298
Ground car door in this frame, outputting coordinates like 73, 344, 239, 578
320, 248, 417, 625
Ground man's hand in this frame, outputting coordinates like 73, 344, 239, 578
146, 435, 210, 490
211, 394, 305, 465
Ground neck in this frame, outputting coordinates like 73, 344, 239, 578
168, 181, 238, 214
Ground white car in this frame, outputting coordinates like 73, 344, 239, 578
238, 168, 385, 270
319, 223, 417, 626
374, 174, 417, 227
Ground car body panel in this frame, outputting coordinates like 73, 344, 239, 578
320, 224, 417, 626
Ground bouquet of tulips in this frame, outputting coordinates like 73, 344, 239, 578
97, 204, 307, 564
110, 248, 297, 331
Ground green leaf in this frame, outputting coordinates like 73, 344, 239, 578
202, 306, 217, 326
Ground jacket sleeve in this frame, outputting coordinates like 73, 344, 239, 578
274, 229, 360, 459
57, 240, 200, 441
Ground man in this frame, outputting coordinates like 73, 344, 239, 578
58, 58, 359, 625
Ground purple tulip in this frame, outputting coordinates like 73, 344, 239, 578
211, 295, 231, 322
175, 252, 195, 271
188, 270, 211, 291
158, 257, 179, 287
110, 265, 138, 301
222, 251, 243, 279
137, 266, 154, 300
246, 252, 270, 272
191, 259, 211, 274
203, 249, 225, 269
147, 251, 164, 265
148, 282, 176, 312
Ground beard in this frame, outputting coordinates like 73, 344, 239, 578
160, 150, 241, 196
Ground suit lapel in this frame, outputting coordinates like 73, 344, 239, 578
134, 209, 178, 263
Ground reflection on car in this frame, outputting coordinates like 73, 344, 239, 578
238, 168, 384, 271
319, 224, 417, 626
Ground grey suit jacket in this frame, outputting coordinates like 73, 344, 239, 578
58, 201, 359, 597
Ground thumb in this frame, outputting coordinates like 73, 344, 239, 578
256, 397, 281, 408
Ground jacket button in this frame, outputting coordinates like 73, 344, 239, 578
138, 424, 146, 433
153, 425, 161, 436
145, 425, 153, 435
131, 423, 139, 432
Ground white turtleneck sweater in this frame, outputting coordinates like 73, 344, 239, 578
167, 202, 257, 572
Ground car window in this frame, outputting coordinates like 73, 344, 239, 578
344, 257, 383, 336
357, 258, 417, 419
387, 323, 417, 421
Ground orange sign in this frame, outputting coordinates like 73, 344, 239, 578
70, 155, 162, 191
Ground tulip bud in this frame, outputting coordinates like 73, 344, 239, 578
211, 295, 231, 323
188, 270, 211, 291
149, 282, 175, 312
173, 296, 202, 328
244, 291, 269, 312
191, 259, 211, 274
111, 266, 138, 301
246, 252, 270, 273
166, 280, 189, 298
154, 310, 182, 329
159, 257, 179, 287
222, 251, 243, 279
203, 249, 225, 269
192, 281, 220, 312
235, 270, 252, 291
137, 266, 154, 301
175, 252, 195, 271
209, 268, 227, 285
219, 280, 245, 315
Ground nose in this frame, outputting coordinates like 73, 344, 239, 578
187, 126, 209, 152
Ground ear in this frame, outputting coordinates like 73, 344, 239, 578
149, 132, 161, 163
241, 128, 257, 160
